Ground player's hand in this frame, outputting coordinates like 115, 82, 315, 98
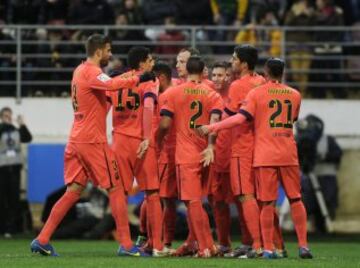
200, 146, 215, 167
139, 71, 156, 83
16, 115, 24, 126
195, 125, 210, 137
137, 139, 150, 159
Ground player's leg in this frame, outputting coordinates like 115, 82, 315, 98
179, 164, 211, 257
254, 167, 279, 259
31, 182, 84, 256
31, 143, 86, 256
90, 143, 144, 256
211, 171, 231, 254
230, 157, 261, 256
273, 209, 287, 257
162, 198, 177, 248
112, 133, 149, 256
200, 166, 216, 255
136, 199, 148, 247
280, 166, 312, 259
135, 144, 165, 256
239, 162, 261, 252
226, 198, 253, 257
159, 162, 178, 250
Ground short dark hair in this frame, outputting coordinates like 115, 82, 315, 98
0, 107, 12, 117
234, 44, 258, 70
186, 56, 205, 75
85, 34, 111, 57
127, 46, 151, 70
212, 61, 228, 70
179, 47, 200, 56
265, 57, 285, 78
153, 61, 172, 81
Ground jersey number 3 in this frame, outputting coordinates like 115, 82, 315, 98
189, 100, 203, 129
269, 99, 293, 129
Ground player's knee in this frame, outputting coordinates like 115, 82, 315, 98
215, 201, 227, 210
145, 189, 159, 197
163, 198, 176, 208
239, 193, 255, 202
289, 197, 302, 204
260, 200, 276, 206
67, 182, 85, 194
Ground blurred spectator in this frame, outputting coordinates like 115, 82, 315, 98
38, 0, 69, 25
0, 1, 7, 24
335, 0, 360, 26
155, 17, 186, 56
284, 0, 316, 95
110, 12, 146, 57
0, 107, 32, 238
68, 0, 114, 25
115, 0, 143, 25
0, 26, 16, 97
175, 0, 213, 25
6, 0, 41, 24
346, 21, 360, 83
142, 0, 177, 25
210, 0, 249, 53
210, 0, 249, 27
235, 7, 282, 59
35, 30, 70, 96
250, 0, 288, 24
297, 114, 342, 233
309, 0, 346, 98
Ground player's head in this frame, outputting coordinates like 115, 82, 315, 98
232, 44, 258, 73
224, 61, 233, 82
128, 46, 154, 72
153, 61, 172, 92
211, 61, 228, 91
86, 34, 112, 67
176, 47, 200, 78
264, 57, 285, 81
0, 106, 12, 124
186, 56, 205, 76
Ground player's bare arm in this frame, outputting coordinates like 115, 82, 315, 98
200, 113, 220, 166
156, 116, 172, 151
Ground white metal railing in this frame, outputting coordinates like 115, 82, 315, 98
1, 25, 359, 102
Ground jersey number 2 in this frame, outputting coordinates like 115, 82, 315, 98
269, 99, 293, 128
189, 100, 203, 129
115, 89, 140, 111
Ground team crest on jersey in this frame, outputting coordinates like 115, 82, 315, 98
97, 73, 111, 82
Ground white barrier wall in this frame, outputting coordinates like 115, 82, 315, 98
0, 98, 359, 146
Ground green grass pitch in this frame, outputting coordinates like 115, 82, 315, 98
0, 236, 359, 268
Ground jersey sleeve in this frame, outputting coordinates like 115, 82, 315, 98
160, 89, 175, 118
142, 79, 159, 104
294, 93, 301, 121
239, 89, 256, 121
88, 70, 139, 91
224, 82, 239, 116
225, 81, 247, 116
209, 92, 224, 117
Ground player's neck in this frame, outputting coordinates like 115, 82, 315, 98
187, 74, 201, 84
240, 69, 253, 78
160, 82, 171, 93
87, 57, 100, 67
269, 77, 282, 84
218, 85, 229, 97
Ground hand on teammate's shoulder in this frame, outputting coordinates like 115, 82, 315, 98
139, 71, 156, 83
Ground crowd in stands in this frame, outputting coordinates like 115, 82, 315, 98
0, 0, 360, 98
